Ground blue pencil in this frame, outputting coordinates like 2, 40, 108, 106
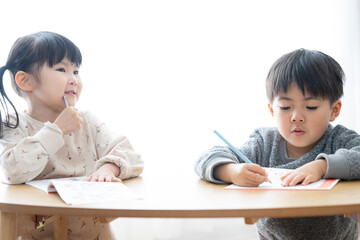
213, 130, 272, 183
213, 130, 253, 164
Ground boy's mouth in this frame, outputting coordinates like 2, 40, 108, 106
292, 128, 305, 136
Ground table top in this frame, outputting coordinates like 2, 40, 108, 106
1, 171, 360, 219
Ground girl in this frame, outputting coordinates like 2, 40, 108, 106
0, 31, 143, 239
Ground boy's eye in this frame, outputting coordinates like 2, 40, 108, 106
74, 70, 79, 75
56, 68, 65, 72
279, 106, 290, 110
307, 106, 318, 110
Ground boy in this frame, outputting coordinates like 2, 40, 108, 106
194, 49, 360, 239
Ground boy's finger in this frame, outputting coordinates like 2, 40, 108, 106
280, 172, 291, 181
247, 164, 268, 177
247, 171, 268, 184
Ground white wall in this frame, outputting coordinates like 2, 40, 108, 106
3, 0, 359, 173
1, 1, 359, 239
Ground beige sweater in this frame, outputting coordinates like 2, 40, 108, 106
0, 110, 143, 239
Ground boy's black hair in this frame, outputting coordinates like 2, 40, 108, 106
0, 31, 82, 136
266, 48, 344, 104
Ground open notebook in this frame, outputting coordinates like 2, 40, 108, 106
225, 168, 339, 190
26, 177, 142, 205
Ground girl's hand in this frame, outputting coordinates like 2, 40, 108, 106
54, 107, 83, 135
280, 159, 327, 187
215, 163, 270, 187
85, 163, 122, 182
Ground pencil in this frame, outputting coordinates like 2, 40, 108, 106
213, 130, 272, 183
213, 130, 253, 163
62, 96, 69, 107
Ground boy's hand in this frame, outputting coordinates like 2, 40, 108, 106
85, 163, 122, 182
54, 107, 83, 135
280, 159, 327, 187
215, 163, 270, 187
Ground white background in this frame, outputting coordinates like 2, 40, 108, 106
1, 1, 359, 239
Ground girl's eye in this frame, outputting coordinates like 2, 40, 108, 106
307, 106, 318, 110
56, 68, 65, 72
279, 106, 290, 110
74, 70, 79, 75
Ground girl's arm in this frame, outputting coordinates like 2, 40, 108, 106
0, 121, 64, 184
85, 111, 143, 181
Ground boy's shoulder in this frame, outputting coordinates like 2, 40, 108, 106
327, 124, 360, 139
249, 126, 283, 144
252, 126, 280, 137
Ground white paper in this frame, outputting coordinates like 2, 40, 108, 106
26, 176, 85, 193
26, 177, 141, 205
225, 168, 340, 190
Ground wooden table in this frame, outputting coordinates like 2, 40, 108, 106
1, 171, 360, 239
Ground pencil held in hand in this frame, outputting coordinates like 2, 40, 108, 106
62, 95, 69, 107
213, 130, 253, 164
213, 130, 272, 184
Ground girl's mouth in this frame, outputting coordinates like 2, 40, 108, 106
64, 91, 76, 96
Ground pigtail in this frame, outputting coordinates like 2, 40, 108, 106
0, 65, 19, 137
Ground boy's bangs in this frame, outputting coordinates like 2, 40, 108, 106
274, 68, 327, 100
267, 49, 344, 103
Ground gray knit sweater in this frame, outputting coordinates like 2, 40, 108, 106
194, 124, 360, 240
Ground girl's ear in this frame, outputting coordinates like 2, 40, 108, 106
330, 100, 342, 122
268, 103, 274, 117
15, 71, 34, 92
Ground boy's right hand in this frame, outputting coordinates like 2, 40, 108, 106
54, 107, 83, 135
215, 163, 269, 187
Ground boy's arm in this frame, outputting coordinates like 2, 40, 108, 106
215, 162, 270, 187
317, 126, 360, 180
194, 146, 239, 184
195, 129, 267, 184
280, 159, 327, 186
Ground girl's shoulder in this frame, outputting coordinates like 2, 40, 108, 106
79, 110, 102, 125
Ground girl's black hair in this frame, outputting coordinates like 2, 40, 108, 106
0, 31, 82, 136
266, 48, 344, 104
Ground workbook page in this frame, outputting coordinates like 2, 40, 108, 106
225, 168, 339, 190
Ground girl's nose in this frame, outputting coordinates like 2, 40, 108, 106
291, 110, 305, 122
68, 75, 78, 85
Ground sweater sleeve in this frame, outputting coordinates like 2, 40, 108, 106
194, 129, 266, 183
85, 111, 143, 180
316, 125, 360, 180
0, 121, 64, 184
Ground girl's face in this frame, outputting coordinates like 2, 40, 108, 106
29, 58, 82, 118
268, 84, 341, 159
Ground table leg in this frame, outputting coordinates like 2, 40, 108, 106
0, 211, 17, 240
53, 216, 68, 240
244, 217, 259, 224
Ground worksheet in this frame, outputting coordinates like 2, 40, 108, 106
225, 168, 339, 190
26, 177, 141, 205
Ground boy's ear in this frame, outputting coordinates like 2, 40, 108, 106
330, 100, 342, 122
268, 103, 274, 117
15, 71, 34, 92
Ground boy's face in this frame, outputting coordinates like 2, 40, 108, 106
268, 84, 341, 158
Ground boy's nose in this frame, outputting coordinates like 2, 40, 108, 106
291, 111, 304, 122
